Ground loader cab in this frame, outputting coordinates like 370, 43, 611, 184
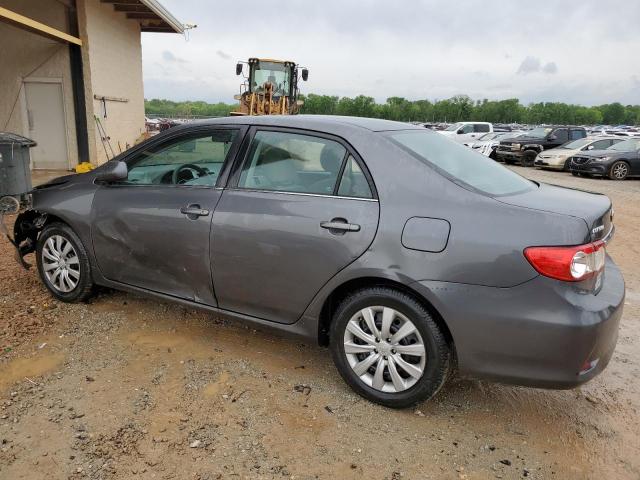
248, 59, 295, 98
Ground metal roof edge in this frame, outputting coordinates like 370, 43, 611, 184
139, 0, 184, 33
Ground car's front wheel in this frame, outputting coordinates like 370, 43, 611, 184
609, 161, 629, 180
36, 223, 94, 302
330, 287, 451, 408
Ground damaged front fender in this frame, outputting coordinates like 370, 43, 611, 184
1, 209, 48, 269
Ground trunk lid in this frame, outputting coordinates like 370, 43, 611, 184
497, 183, 613, 242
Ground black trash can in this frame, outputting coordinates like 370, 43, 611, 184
0, 132, 36, 197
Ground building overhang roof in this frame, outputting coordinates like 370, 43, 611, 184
101, 0, 184, 33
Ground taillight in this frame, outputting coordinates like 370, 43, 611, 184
524, 241, 606, 282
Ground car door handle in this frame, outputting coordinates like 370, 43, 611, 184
320, 221, 361, 232
180, 205, 210, 217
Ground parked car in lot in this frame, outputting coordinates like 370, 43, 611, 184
570, 138, 640, 180
534, 136, 624, 171
469, 132, 522, 159
438, 121, 493, 144
8, 116, 624, 408
496, 126, 587, 166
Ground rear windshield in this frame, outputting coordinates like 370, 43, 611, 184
387, 130, 535, 196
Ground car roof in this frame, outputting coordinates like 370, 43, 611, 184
189, 115, 421, 133
585, 135, 625, 140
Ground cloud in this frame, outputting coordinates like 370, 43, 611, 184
162, 50, 188, 63
142, 0, 640, 105
517, 56, 541, 75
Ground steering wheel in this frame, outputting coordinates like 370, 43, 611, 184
172, 163, 208, 184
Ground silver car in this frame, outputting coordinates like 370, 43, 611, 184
10, 115, 624, 408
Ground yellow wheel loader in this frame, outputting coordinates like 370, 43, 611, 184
232, 58, 308, 116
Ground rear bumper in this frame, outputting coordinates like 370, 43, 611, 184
413, 256, 624, 389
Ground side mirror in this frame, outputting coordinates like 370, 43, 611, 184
457, 129, 464, 134
548, 135, 557, 141
587, 145, 594, 150
235, 63, 243, 76
301, 68, 309, 81
95, 160, 127, 183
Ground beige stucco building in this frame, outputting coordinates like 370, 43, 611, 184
0, 0, 182, 169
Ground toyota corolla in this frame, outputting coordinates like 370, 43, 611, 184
9, 115, 624, 408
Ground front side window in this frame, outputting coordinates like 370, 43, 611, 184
238, 130, 347, 195
126, 130, 238, 186
590, 139, 613, 150
460, 124, 474, 134
388, 130, 534, 196
553, 129, 568, 142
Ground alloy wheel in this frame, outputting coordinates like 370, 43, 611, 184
612, 163, 628, 179
343, 306, 426, 393
42, 235, 81, 293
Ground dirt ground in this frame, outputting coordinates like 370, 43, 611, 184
1, 166, 639, 480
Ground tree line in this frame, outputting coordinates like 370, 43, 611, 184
145, 95, 640, 125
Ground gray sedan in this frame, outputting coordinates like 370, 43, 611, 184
10, 115, 624, 408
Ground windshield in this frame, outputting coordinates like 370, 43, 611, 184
478, 133, 499, 141
251, 61, 292, 96
559, 138, 591, 150
388, 130, 534, 196
444, 122, 463, 132
523, 127, 553, 138
608, 139, 640, 151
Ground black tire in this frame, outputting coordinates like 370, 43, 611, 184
330, 287, 451, 408
608, 161, 629, 180
571, 171, 581, 177
563, 158, 571, 172
36, 222, 94, 302
522, 150, 537, 167
489, 150, 498, 161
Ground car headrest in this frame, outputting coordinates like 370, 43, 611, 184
320, 144, 343, 173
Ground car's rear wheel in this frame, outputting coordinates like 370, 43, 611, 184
330, 287, 451, 408
609, 161, 629, 180
36, 223, 94, 302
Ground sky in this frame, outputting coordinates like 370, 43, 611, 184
141, 0, 640, 106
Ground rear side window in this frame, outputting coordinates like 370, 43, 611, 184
570, 129, 586, 140
238, 130, 347, 195
387, 130, 534, 196
338, 155, 373, 199
474, 124, 490, 133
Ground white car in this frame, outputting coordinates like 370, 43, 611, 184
534, 136, 624, 171
438, 122, 493, 144
469, 132, 522, 159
